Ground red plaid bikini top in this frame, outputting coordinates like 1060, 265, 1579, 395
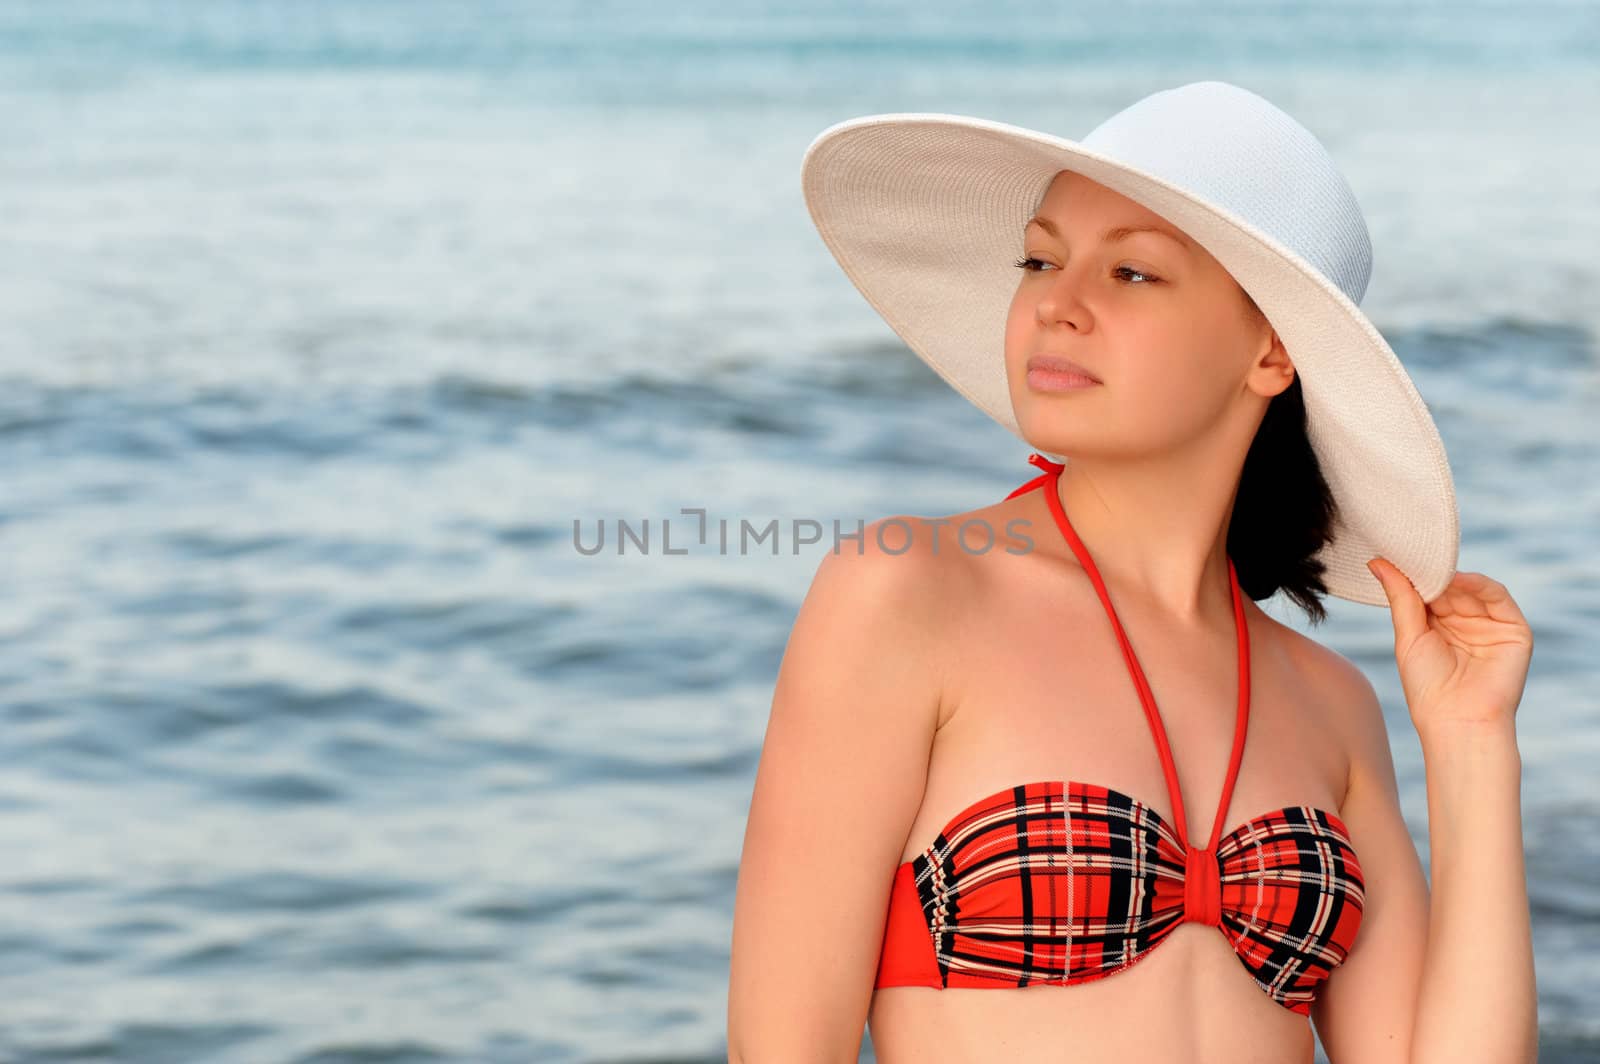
874, 454, 1366, 1017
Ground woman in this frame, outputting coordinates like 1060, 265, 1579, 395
728, 82, 1536, 1063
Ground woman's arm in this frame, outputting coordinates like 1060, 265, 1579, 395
1365, 559, 1538, 1064
727, 520, 950, 1063
1409, 719, 1536, 1064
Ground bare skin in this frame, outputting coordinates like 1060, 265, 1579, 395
864, 487, 1352, 1063
729, 169, 1431, 1063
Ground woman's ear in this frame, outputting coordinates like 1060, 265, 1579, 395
1245, 324, 1295, 400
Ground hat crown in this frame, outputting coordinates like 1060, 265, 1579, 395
1082, 81, 1373, 305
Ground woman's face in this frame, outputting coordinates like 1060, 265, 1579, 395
1003, 169, 1286, 460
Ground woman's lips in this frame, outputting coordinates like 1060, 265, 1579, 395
1026, 355, 1101, 391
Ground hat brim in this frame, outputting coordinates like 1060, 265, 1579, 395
801, 112, 1458, 608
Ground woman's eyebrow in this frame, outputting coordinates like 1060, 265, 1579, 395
1024, 215, 1194, 252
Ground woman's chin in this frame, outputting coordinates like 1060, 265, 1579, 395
1011, 408, 1093, 456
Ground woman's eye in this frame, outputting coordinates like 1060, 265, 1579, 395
1011, 256, 1161, 285
1115, 265, 1160, 284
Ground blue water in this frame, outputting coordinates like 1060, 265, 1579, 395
0, 2, 1596, 1061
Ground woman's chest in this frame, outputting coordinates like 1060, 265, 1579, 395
905, 573, 1350, 870
868, 530, 1353, 1059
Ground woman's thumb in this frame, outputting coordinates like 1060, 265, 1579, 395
1367, 557, 1426, 651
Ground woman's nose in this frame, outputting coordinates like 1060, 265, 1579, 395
1034, 268, 1091, 329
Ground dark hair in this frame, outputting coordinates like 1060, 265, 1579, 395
1226, 292, 1339, 626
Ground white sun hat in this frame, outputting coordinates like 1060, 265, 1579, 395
799, 79, 1458, 608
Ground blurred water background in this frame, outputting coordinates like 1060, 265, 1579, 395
0, 1, 1596, 1061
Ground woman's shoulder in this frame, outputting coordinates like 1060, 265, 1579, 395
1262, 616, 1388, 805
797, 492, 1032, 653
1270, 621, 1377, 707
797, 495, 1030, 733
775, 504, 993, 745
831, 488, 1047, 589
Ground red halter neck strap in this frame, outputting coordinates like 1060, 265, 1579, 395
1004, 451, 1065, 500
1007, 453, 1251, 926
